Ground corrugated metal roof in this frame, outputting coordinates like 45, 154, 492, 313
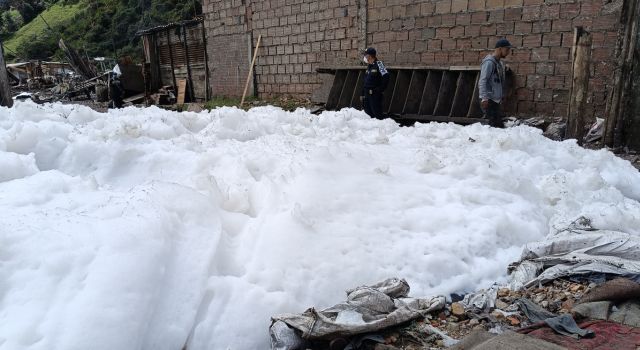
136, 17, 204, 36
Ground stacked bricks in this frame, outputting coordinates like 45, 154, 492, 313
203, 0, 623, 119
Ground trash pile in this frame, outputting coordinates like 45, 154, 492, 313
270, 218, 640, 350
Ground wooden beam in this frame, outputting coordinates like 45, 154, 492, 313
566, 27, 592, 145
240, 34, 262, 106
0, 41, 13, 107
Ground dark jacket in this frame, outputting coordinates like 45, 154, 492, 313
363, 60, 390, 95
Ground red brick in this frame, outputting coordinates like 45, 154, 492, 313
560, 3, 580, 19
593, 14, 620, 30
422, 52, 436, 63
434, 52, 449, 63
534, 89, 553, 102
553, 90, 569, 103
561, 32, 574, 47
522, 6, 542, 20
580, 1, 602, 17
514, 21, 532, 34
421, 3, 436, 15
468, 0, 486, 11
449, 50, 465, 63
486, 0, 504, 9
518, 101, 535, 114
481, 24, 497, 35
527, 75, 545, 89
549, 47, 570, 61
472, 36, 489, 48
442, 14, 457, 26
490, 9, 505, 22
428, 15, 443, 27
436, 27, 450, 39
498, 22, 516, 35
555, 62, 571, 75
518, 62, 536, 74
542, 32, 562, 46
524, 0, 543, 5
540, 4, 560, 20
536, 62, 555, 75
592, 48, 613, 61
552, 19, 573, 32
505, 8, 523, 21
535, 102, 556, 115
450, 26, 466, 37
457, 13, 472, 25
516, 87, 534, 100
442, 39, 457, 50
523, 34, 542, 47
466, 25, 481, 37
436, 0, 452, 14
429, 39, 443, 50
511, 49, 531, 61
532, 20, 552, 33
471, 11, 488, 24
452, 0, 469, 12
531, 47, 550, 61
504, 0, 523, 7
457, 38, 473, 49
545, 76, 566, 89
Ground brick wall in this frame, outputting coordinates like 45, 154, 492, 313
203, 0, 624, 119
202, 0, 252, 96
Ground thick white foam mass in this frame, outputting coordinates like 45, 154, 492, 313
1, 102, 639, 349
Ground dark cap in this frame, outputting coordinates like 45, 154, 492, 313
495, 38, 513, 48
363, 47, 377, 56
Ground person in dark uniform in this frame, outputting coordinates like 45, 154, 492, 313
109, 72, 125, 109
360, 48, 390, 119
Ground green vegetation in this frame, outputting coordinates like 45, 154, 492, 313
1, 0, 202, 62
4, 2, 83, 58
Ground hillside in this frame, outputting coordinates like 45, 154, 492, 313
1, 0, 201, 62
4, 2, 83, 56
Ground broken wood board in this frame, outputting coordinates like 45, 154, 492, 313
177, 79, 187, 104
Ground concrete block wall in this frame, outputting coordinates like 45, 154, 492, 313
203, 0, 623, 119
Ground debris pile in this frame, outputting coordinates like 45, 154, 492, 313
270, 219, 640, 350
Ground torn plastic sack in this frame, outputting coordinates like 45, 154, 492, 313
508, 225, 640, 289
515, 299, 594, 339
460, 285, 499, 313
269, 278, 446, 349
573, 301, 640, 328
584, 118, 604, 143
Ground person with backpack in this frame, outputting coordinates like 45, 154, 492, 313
479, 39, 512, 128
360, 47, 390, 119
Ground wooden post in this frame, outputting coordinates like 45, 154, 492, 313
603, 0, 639, 148
0, 41, 13, 108
240, 34, 261, 107
566, 27, 592, 145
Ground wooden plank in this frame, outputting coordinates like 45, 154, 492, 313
0, 41, 13, 107
566, 27, 592, 145
418, 70, 443, 115
467, 72, 482, 118
395, 114, 486, 125
403, 71, 427, 114
382, 71, 397, 114
350, 70, 365, 108
433, 71, 459, 117
450, 71, 476, 118
177, 79, 187, 104
389, 70, 412, 114
337, 70, 359, 109
326, 70, 348, 110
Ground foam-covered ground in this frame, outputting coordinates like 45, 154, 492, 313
1, 102, 639, 350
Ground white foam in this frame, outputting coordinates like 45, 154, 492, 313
1, 101, 639, 349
